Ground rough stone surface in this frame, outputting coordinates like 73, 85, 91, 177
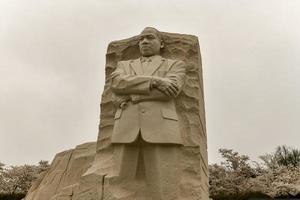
25, 30, 209, 200
25, 142, 96, 200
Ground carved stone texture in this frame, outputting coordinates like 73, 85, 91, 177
25, 30, 209, 200
25, 142, 96, 200
83, 30, 209, 200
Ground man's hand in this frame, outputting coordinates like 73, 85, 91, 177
151, 77, 179, 97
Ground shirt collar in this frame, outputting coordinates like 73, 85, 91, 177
140, 55, 161, 62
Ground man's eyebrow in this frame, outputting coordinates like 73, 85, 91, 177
140, 33, 156, 37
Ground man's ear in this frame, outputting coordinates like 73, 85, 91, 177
160, 41, 164, 49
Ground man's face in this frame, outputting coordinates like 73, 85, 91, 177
138, 32, 163, 57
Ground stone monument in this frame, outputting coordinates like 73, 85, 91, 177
25, 27, 209, 200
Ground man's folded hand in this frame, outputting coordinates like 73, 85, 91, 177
151, 77, 179, 97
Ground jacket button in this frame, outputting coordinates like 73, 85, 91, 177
141, 109, 146, 113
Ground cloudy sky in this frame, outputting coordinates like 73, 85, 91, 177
0, 0, 299, 166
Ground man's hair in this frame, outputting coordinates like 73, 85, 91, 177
140, 27, 162, 41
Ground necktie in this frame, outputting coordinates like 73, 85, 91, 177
141, 58, 151, 73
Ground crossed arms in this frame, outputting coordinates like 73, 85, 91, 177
110, 60, 186, 106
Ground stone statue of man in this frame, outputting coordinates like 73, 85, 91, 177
109, 27, 186, 200
23, 27, 209, 200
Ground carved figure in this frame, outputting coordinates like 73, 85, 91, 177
109, 27, 186, 200
24, 27, 210, 200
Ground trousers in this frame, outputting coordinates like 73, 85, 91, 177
111, 134, 181, 200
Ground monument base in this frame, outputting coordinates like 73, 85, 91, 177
25, 143, 209, 200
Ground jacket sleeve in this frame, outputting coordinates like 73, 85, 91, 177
165, 60, 186, 95
130, 60, 186, 102
110, 61, 153, 95
130, 89, 170, 103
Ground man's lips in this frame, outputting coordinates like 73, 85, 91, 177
141, 46, 151, 49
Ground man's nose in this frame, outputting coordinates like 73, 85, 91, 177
140, 38, 149, 44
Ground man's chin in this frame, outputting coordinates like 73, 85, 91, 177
141, 53, 154, 57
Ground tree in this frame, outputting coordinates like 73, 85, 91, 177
0, 163, 4, 171
275, 146, 300, 167
259, 145, 300, 169
209, 149, 259, 198
209, 147, 300, 200
0, 162, 5, 193
0, 165, 36, 194
37, 160, 50, 174
0, 160, 50, 195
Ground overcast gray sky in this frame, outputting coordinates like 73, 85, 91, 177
0, 0, 299, 166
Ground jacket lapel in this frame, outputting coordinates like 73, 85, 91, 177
129, 56, 164, 76
129, 59, 143, 75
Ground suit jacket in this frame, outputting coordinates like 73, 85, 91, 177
110, 55, 186, 144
